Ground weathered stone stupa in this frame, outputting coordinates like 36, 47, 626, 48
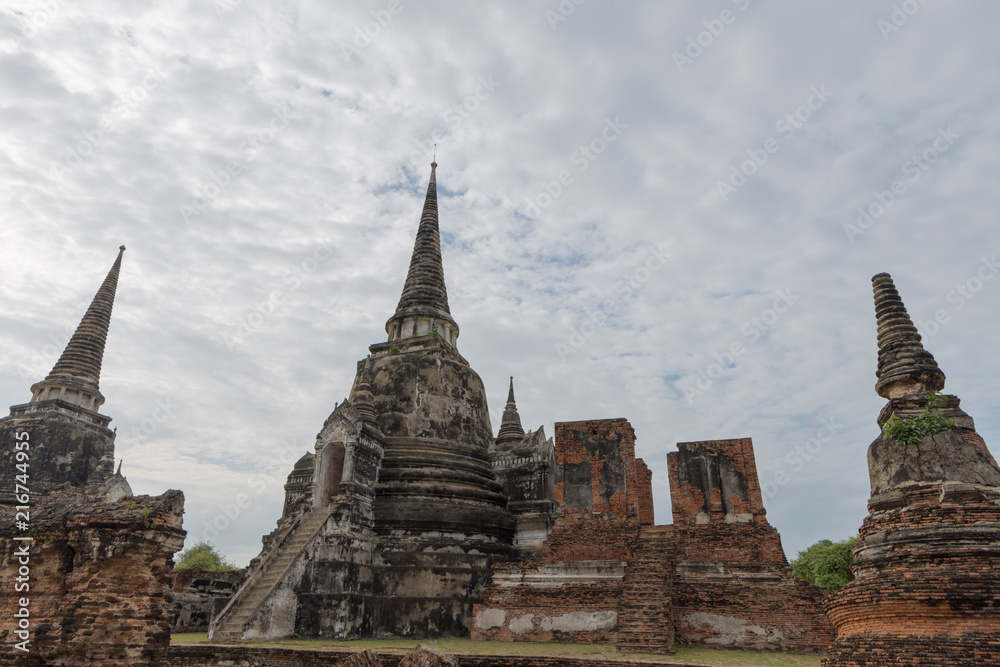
823, 273, 1000, 666
0, 246, 131, 504
211, 164, 518, 640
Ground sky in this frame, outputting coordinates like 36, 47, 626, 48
1, 1, 998, 567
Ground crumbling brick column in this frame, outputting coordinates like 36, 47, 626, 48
0, 486, 185, 666
667, 438, 833, 653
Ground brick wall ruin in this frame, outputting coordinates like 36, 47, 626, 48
474, 428, 832, 655
0, 486, 185, 667
473, 419, 653, 648
667, 439, 833, 653
171, 567, 246, 633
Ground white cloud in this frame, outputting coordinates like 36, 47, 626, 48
2, 1, 999, 564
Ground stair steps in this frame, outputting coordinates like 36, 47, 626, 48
210, 511, 330, 640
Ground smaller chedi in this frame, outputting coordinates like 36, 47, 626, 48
0, 246, 132, 505
823, 273, 1000, 666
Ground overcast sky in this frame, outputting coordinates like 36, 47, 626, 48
2, 1, 998, 566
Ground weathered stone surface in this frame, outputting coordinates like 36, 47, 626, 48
214, 165, 513, 642
0, 247, 132, 505
490, 379, 556, 558
171, 568, 247, 633
668, 438, 833, 654
823, 273, 1000, 667
0, 486, 185, 666
868, 403, 1000, 496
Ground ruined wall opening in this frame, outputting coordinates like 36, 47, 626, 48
321, 442, 346, 506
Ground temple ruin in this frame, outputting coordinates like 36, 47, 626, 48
823, 273, 1000, 666
210, 163, 832, 652
0, 247, 187, 666
5, 166, 1000, 664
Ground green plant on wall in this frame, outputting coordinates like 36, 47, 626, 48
882, 393, 958, 446
430, 323, 439, 343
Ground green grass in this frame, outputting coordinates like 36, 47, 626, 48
170, 634, 824, 666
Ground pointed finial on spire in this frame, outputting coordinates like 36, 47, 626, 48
384, 160, 458, 346
496, 376, 525, 444
872, 272, 945, 399
27, 246, 127, 414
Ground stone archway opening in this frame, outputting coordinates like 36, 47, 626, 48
321, 442, 346, 506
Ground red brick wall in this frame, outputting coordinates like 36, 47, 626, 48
668, 438, 766, 525
542, 419, 643, 563
0, 487, 186, 667
635, 460, 654, 526
474, 420, 645, 644
666, 438, 833, 653
824, 482, 1000, 666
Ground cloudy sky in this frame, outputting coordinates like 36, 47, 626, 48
2, 1, 998, 566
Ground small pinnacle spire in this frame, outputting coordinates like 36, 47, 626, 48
496, 376, 525, 444
353, 359, 378, 424
872, 272, 945, 399
27, 246, 126, 413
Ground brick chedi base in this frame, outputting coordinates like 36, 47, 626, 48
823, 274, 1000, 667
0, 486, 185, 667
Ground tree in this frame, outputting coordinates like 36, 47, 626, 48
790, 536, 858, 593
173, 541, 236, 571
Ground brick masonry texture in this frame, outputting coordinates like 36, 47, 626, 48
668, 439, 833, 654
474, 426, 831, 654
166, 644, 707, 667
170, 567, 246, 632
822, 481, 1000, 666
0, 486, 185, 666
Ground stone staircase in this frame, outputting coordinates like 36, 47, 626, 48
210, 510, 330, 641
616, 525, 675, 653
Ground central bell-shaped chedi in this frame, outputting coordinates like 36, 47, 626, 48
357, 162, 514, 549
211, 164, 514, 642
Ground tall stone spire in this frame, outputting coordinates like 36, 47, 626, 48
496, 376, 525, 445
872, 272, 945, 399
28, 246, 126, 414
385, 162, 459, 347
